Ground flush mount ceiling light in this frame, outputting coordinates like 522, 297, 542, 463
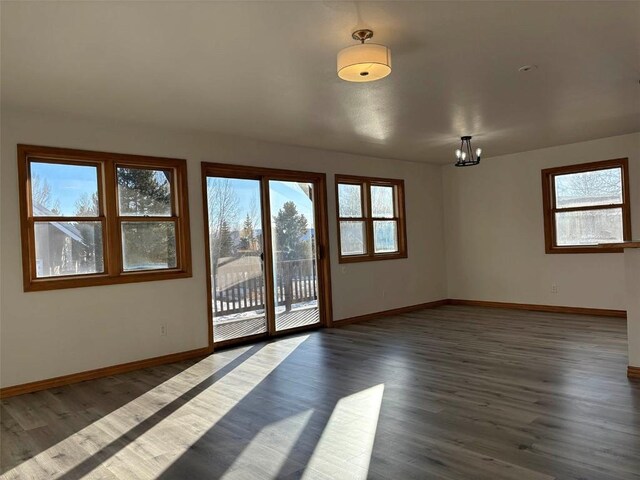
337, 29, 391, 82
455, 136, 482, 167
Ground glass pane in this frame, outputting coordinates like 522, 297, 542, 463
555, 208, 623, 246
340, 221, 366, 255
34, 221, 103, 277
555, 167, 622, 208
270, 180, 320, 332
374, 220, 398, 253
117, 167, 172, 216
31, 162, 99, 217
371, 185, 394, 218
121, 222, 176, 271
207, 177, 267, 342
338, 183, 362, 218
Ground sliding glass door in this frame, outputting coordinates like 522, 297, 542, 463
203, 165, 330, 346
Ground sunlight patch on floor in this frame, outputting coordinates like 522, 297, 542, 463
3, 337, 308, 479
301, 383, 385, 480
221, 409, 314, 479
1, 347, 252, 480
152, 335, 310, 478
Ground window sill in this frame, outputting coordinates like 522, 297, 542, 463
545, 246, 623, 254
25, 269, 192, 292
338, 252, 408, 264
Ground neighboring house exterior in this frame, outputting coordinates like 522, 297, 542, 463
33, 204, 97, 277
555, 193, 623, 245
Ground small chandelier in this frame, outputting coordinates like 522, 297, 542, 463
455, 136, 482, 167
337, 29, 391, 82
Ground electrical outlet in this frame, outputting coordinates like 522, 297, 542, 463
160, 323, 168, 336
551, 284, 559, 294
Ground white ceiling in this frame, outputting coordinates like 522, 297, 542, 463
2, 1, 639, 164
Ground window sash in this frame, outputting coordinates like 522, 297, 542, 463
373, 219, 399, 254
114, 165, 181, 273
553, 207, 624, 247
120, 218, 179, 272
551, 168, 624, 214
28, 158, 105, 218
337, 182, 365, 219
338, 220, 367, 256
31, 218, 107, 279
115, 164, 176, 217
370, 184, 397, 219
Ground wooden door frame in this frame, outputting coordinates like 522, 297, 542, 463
201, 162, 333, 350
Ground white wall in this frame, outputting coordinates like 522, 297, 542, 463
0, 108, 447, 388
442, 132, 639, 310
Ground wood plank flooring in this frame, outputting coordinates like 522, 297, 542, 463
1, 305, 639, 479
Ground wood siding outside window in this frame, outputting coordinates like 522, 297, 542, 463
17, 145, 192, 291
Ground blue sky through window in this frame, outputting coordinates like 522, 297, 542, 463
31, 162, 98, 216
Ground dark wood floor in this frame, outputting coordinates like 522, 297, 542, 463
1, 305, 639, 479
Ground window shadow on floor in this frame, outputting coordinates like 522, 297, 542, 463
0, 343, 263, 476
5, 330, 386, 479
0, 363, 194, 473
156, 333, 384, 479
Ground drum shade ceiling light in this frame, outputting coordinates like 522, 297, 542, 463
337, 29, 391, 82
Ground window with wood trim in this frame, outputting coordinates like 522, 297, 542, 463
541, 158, 631, 254
18, 145, 192, 291
335, 175, 407, 262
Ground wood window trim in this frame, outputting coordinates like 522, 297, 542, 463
541, 158, 632, 254
335, 174, 408, 263
18, 144, 192, 291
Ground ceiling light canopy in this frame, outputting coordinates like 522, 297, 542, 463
518, 64, 538, 72
455, 136, 482, 167
337, 29, 391, 82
